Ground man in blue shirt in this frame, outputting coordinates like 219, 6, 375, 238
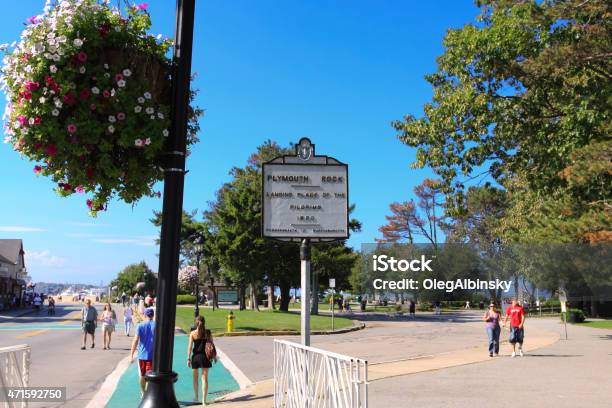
130, 307, 155, 397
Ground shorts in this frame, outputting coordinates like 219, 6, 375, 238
103, 324, 115, 333
138, 360, 153, 376
82, 321, 96, 334
509, 327, 524, 344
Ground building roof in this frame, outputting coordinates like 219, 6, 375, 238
0, 239, 23, 265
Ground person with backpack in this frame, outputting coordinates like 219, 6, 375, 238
187, 316, 216, 405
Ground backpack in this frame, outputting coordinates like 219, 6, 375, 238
205, 339, 217, 362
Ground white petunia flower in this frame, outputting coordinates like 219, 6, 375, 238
51, 109, 59, 116
57, 48, 64, 56
117, 79, 125, 87
104, 73, 110, 78
157, 112, 164, 119
104, 63, 109, 69
54, 99, 62, 108
28, 118, 35, 125
52, 54, 60, 61
145, 107, 154, 114
137, 97, 145, 104
162, 129, 169, 137
122, 69, 131, 77
79, 66, 86, 74
114, 26, 121, 32
108, 115, 116, 123
91, 87, 99, 94
144, 138, 151, 145
150, 115, 155, 120
50, 65, 57, 73
57, 35, 66, 43
134, 106, 142, 113
143, 92, 151, 99
135, 138, 143, 147
73, 38, 83, 47
108, 125, 115, 133
39, 97, 46, 103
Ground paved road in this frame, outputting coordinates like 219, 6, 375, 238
0, 303, 133, 408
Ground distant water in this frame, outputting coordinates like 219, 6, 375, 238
106, 335, 240, 407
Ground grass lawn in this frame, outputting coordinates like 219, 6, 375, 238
175, 307, 354, 335
288, 302, 398, 313
576, 320, 612, 330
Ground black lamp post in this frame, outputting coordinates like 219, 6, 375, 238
138, 0, 196, 407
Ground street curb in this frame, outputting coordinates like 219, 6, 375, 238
84, 354, 132, 408
213, 321, 366, 337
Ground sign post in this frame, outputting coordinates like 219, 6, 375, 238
329, 278, 336, 332
262, 138, 348, 347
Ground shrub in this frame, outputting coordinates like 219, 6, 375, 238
176, 294, 196, 305
561, 309, 586, 323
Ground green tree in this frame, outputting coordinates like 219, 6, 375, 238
111, 261, 157, 296
393, 0, 611, 243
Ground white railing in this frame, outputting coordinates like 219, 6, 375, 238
274, 339, 368, 408
0, 344, 31, 408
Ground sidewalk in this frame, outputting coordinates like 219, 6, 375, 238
211, 313, 564, 407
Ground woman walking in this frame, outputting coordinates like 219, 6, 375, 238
187, 316, 215, 406
483, 302, 501, 357
124, 305, 133, 336
99, 303, 116, 350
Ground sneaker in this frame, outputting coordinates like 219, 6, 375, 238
519, 349, 524, 357
80, 346, 86, 350
511, 351, 516, 358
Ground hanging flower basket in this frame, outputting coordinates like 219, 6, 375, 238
1, 0, 201, 215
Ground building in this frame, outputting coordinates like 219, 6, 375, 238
0, 239, 29, 309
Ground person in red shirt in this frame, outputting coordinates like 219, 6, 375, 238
503, 298, 525, 357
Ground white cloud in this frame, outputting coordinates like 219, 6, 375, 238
27, 250, 67, 267
0, 226, 46, 232
93, 236, 157, 247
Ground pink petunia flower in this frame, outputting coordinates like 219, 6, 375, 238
22, 91, 32, 101
33, 165, 42, 175
114, 73, 124, 81
90, 103, 97, 110
17, 116, 27, 126
26, 16, 38, 24
77, 52, 88, 62
79, 88, 90, 99
45, 144, 58, 156
86, 167, 94, 178
75, 186, 85, 193
67, 123, 77, 133
25, 81, 40, 92
33, 117, 41, 125
86, 199, 93, 209
155, 191, 161, 198
117, 112, 126, 120
63, 92, 76, 105
102, 89, 111, 98
138, 3, 148, 11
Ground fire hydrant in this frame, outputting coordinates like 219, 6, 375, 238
226, 311, 235, 333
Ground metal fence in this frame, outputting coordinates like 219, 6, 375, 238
0, 344, 31, 408
274, 339, 368, 408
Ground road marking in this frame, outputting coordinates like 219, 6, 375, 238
85, 355, 132, 408
15, 329, 50, 339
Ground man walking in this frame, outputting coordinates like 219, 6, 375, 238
130, 307, 155, 397
503, 297, 526, 357
81, 299, 98, 349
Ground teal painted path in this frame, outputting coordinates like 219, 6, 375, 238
106, 335, 239, 407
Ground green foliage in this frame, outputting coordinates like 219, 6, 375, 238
176, 294, 196, 305
562, 309, 586, 323
111, 261, 156, 296
394, 0, 611, 242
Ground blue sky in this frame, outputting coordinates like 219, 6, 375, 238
0, 0, 480, 284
